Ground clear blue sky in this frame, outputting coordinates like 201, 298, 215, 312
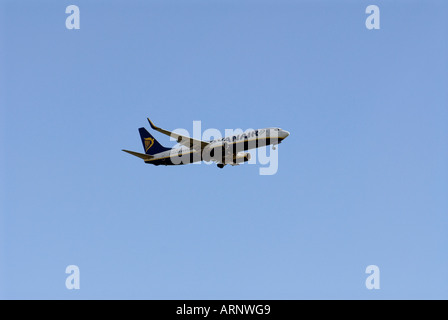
1, 0, 447, 299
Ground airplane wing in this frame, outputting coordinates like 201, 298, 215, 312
147, 118, 209, 150
122, 149, 154, 160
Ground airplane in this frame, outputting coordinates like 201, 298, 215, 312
122, 118, 290, 168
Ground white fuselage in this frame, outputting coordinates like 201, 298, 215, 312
144, 127, 290, 166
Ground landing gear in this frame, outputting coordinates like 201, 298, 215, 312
272, 145, 277, 150
217, 164, 225, 169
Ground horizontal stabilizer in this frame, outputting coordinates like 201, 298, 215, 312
122, 149, 154, 160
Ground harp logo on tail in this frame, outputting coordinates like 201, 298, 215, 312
144, 137, 154, 152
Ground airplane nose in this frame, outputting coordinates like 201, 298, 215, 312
282, 130, 290, 138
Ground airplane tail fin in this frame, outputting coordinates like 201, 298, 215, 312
138, 128, 170, 155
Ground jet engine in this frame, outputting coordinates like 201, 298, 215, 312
233, 152, 251, 164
